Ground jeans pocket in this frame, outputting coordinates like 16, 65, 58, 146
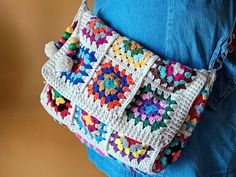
208, 35, 236, 110
208, 64, 236, 110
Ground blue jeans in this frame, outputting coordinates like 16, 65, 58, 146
87, 0, 236, 176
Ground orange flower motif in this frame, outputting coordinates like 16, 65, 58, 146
87, 61, 134, 110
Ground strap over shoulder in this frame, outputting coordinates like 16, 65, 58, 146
213, 16, 236, 71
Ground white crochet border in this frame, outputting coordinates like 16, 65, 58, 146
40, 83, 158, 174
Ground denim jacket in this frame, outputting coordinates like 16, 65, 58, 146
87, 1, 236, 176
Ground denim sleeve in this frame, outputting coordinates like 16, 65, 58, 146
86, 1, 236, 177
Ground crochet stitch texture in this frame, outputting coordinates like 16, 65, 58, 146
40, 0, 216, 174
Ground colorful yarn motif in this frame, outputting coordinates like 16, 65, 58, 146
47, 85, 72, 118
87, 61, 135, 110
61, 46, 97, 85
180, 88, 210, 135
112, 37, 153, 70
150, 60, 197, 92
153, 88, 210, 172
110, 132, 153, 163
75, 107, 107, 143
82, 16, 113, 47
153, 133, 187, 172
126, 83, 176, 132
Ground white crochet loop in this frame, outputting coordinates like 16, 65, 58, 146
44, 41, 58, 58
55, 56, 73, 72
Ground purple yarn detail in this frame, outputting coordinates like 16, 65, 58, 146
109, 132, 153, 163
81, 16, 114, 47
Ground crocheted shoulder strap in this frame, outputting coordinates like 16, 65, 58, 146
214, 16, 236, 70
71, 0, 89, 25
82, 0, 88, 7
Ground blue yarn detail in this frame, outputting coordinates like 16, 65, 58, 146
74, 106, 107, 144
195, 103, 205, 116
184, 72, 192, 78
75, 107, 83, 129
104, 78, 117, 89
158, 65, 167, 78
60, 45, 97, 85
167, 76, 173, 83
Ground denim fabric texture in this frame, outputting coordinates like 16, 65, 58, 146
87, 0, 236, 177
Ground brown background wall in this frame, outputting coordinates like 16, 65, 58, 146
0, 0, 106, 177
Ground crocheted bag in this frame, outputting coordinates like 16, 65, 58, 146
40, 0, 231, 174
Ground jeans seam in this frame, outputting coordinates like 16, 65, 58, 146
164, 0, 173, 58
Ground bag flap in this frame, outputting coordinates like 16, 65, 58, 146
41, 8, 213, 149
